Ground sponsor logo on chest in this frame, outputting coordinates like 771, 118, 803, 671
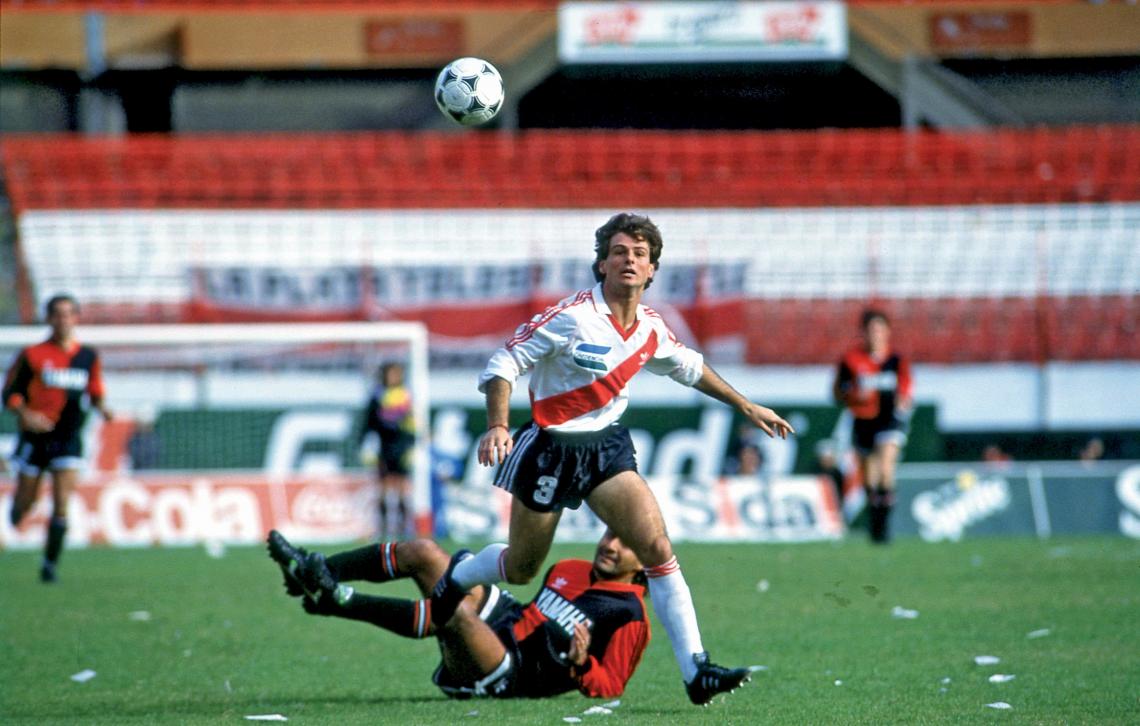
572, 343, 612, 372
43, 366, 89, 391
535, 587, 591, 636
858, 370, 897, 391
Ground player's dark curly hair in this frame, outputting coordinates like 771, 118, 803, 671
593, 212, 663, 290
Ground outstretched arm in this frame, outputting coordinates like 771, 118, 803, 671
477, 376, 514, 466
694, 363, 795, 439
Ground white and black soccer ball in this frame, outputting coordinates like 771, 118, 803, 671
434, 57, 504, 127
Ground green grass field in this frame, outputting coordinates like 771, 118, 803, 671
2, 536, 1138, 725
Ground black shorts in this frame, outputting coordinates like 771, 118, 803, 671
493, 421, 638, 513
379, 442, 412, 477
851, 415, 909, 456
432, 586, 525, 699
11, 431, 83, 475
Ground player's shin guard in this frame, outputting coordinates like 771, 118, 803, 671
326, 542, 402, 583
645, 557, 705, 683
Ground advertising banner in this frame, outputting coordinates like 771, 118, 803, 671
6, 461, 1137, 548
0, 471, 841, 549
559, 1, 848, 63
891, 461, 1140, 542
0, 473, 376, 550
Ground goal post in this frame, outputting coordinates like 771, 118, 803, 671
0, 321, 431, 548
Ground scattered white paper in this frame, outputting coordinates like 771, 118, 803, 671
941, 677, 952, 684
583, 705, 612, 715
834, 679, 843, 686
464, 711, 479, 717
224, 679, 232, 693
183, 649, 193, 658
891, 606, 919, 619
563, 718, 582, 724
756, 579, 770, 593
204, 540, 226, 559
603, 700, 621, 709
244, 716, 288, 722
974, 655, 1001, 666
128, 610, 152, 621
1027, 628, 1051, 639
749, 665, 769, 672
989, 674, 1016, 683
986, 702, 1013, 710
70, 669, 97, 683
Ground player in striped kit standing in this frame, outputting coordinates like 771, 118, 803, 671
833, 308, 913, 543
3, 294, 112, 582
431, 213, 795, 706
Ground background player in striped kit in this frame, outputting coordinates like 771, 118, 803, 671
833, 308, 914, 543
3, 294, 112, 582
432, 212, 794, 705
267, 528, 650, 699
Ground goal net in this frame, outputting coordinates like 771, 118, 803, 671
0, 321, 429, 549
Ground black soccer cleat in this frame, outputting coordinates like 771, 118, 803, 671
300, 551, 339, 601
429, 549, 473, 628
267, 529, 312, 598
39, 561, 58, 584
685, 652, 752, 706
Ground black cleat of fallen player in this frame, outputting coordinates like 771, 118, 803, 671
428, 549, 473, 629
685, 651, 752, 706
266, 529, 311, 598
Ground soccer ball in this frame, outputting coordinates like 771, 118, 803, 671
434, 57, 504, 127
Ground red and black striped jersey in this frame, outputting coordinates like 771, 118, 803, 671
3, 339, 106, 436
834, 345, 912, 421
510, 558, 650, 699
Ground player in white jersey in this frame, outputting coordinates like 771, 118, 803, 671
432, 212, 795, 706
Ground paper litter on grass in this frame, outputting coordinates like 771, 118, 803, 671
128, 610, 152, 621
583, 705, 613, 715
986, 702, 1013, 710
988, 674, 1016, 683
749, 665, 769, 672
834, 679, 843, 686
603, 700, 621, 709
974, 655, 1001, 666
563, 718, 582, 724
244, 716, 288, 722
890, 605, 919, 619
1027, 628, 1051, 639
756, 579, 770, 593
941, 677, 952, 684
464, 711, 478, 717
70, 669, 97, 683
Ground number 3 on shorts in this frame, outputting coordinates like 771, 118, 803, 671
533, 475, 558, 505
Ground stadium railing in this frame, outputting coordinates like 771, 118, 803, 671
1, 127, 1137, 364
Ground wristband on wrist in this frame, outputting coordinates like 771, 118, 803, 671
488, 423, 510, 433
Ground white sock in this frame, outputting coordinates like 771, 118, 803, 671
452, 542, 508, 589
645, 556, 704, 682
